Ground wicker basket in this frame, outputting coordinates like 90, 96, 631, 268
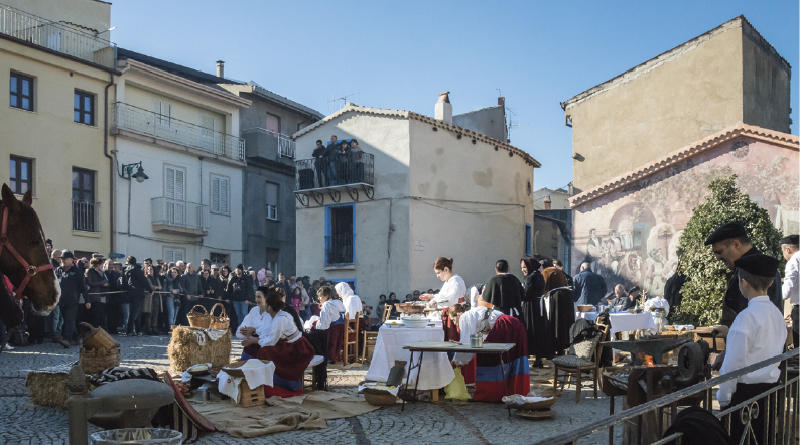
363, 390, 398, 406
79, 346, 121, 374
78, 322, 119, 350
209, 303, 230, 330
187, 305, 211, 328
395, 303, 426, 314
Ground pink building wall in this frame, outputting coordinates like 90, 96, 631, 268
571, 136, 799, 296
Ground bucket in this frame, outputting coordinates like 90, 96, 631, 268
90, 428, 183, 445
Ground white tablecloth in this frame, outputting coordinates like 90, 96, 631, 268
365, 325, 455, 390
575, 311, 657, 336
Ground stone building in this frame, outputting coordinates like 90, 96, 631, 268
292, 94, 540, 304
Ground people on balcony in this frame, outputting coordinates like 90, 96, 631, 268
312, 140, 328, 187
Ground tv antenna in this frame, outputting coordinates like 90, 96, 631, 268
328, 92, 359, 111
507, 118, 528, 142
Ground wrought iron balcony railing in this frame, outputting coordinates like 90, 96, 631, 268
151, 197, 209, 233
0, 3, 117, 69
72, 199, 99, 232
325, 234, 355, 266
112, 102, 245, 161
296, 152, 374, 191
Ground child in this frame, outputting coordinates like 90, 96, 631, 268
717, 253, 786, 443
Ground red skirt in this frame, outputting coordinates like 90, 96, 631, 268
257, 337, 315, 398
442, 309, 460, 342
327, 323, 345, 363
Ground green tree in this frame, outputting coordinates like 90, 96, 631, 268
673, 175, 782, 326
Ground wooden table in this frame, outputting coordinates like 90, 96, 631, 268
401, 341, 515, 411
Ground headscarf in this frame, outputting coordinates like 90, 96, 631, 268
521, 258, 540, 276
542, 267, 568, 295
335, 282, 356, 300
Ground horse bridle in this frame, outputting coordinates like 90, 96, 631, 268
0, 206, 54, 300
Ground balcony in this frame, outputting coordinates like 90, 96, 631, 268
151, 197, 209, 237
325, 234, 355, 267
72, 200, 99, 232
0, 4, 117, 69
294, 152, 375, 206
241, 127, 296, 163
111, 102, 246, 163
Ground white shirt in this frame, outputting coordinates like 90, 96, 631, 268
431, 274, 466, 309
716, 295, 786, 406
257, 310, 301, 347
317, 299, 346, 330
643, 296, 670, 314
336, 282, 363, 318
235, 306, 271, 339
782, 251, 800, 305
452, 306, 504, 366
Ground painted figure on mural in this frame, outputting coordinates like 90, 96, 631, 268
645, 248, 667, 297
586, 229, 606, 274
606, 230, 624, 274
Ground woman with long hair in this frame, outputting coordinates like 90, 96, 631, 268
162, 267, 183, 327
143, 264, 162, 335
315, 286, 346, 364
237, 288, 272, 360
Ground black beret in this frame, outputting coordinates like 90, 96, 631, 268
704, 222, 748, 246
779, 235, 799, 246
734, 254, 778, 278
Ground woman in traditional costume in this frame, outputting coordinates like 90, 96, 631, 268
520, 258, 549, 367
237, 288, 272, 360
242, 289, 315, 398
541, 266, 575, 354
420, 257, 466, 341
315, 286, 346, 364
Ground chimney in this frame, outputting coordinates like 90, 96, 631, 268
544, 195, 551, 210
216, 60, 225, 78
498, 96, 505, 106
434, 92, 452, 124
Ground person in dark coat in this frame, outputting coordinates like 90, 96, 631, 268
103, 260, 123, 334
55, 251, 87, 347
554, 260, 573, 287
520, 258, 549, 367
663, 261, 687, 311
482, 259, 524, 317
178, 263, 203, 326
199, 269, 218, 311
542, 267, 575, 354
123, 256, 152, 336
572, 262, 607, 305
226, 265, 249, 329
85, 258, 109, 330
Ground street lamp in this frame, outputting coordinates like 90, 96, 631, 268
119, 161, 148, 249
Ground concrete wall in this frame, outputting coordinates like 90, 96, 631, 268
565, 21, 746, 192
5, 0, 111, 34
533, 187, 571, 210
742, 24, 792, 133
533, 215, 562, 262
239, 93, 314, 136
0, 36, 113, 256
453, 105, 507, 142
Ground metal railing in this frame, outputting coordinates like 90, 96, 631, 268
72, 200, 99, 232
531, 348, 799, 445
296, 152, 374, 191
325, 234, 355, 266
151, 197, 209, 232
112, 103, 245, 161
240, 127, 295, 158
0, 4, 117, 69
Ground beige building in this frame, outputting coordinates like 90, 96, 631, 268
562, 16, 791, 193
0, 0, 117, 258
292, 96, 540, 304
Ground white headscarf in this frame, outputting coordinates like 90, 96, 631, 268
335, 282, 355, 300
469, 284, 483, 308
336, 282, 362, 318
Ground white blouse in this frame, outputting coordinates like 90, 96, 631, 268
317, 299, 346, 330
236, 306, 271, 339
452, 306, 503, 366
257, 310, 301, 347
430, 274, 466, 309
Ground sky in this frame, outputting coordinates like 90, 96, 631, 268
109, 0, 799, 191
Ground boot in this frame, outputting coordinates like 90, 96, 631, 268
52, 337, 70, 348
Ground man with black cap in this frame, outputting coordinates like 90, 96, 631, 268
717, 253, 786, 443
55, 251, 87, 347
705, 221, 782, 327
780, 234, 799, 347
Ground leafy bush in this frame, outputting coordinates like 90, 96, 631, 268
673, 176, 782, 326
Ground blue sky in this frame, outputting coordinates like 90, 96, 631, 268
110, 0, 798, 190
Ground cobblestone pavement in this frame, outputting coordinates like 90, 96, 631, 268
0, 335, 623, 444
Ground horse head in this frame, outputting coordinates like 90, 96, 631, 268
0, 184, 60, 314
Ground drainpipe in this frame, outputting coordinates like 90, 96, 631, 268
103, 72, 115, 254
387, 198, 393, 294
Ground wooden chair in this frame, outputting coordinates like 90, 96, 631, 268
360, 330, 379, 364
382, 305, 392, 322
342, 312, 359, 365
552, 323, 610, 403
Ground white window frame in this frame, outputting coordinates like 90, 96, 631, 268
162, 246, 185, 264
209, 252, 229, 266
210, 173, 230, 216
265, 181, 279, 221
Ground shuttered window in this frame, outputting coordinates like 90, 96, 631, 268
164, 166, 186, 225
200, 113, 215, 151
211, 174, 229, 215
265, 182, 278, 220
153, 99, 172, 128
266, 113, 280, 135
162, 247, 185, 263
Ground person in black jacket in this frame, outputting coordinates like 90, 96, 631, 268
520, 258, 548, 367
227, 265, 249, 329
312, 139, 329, 187
85, 258, 109, 330
123, 256, 152, 336
55, 251, 87, 347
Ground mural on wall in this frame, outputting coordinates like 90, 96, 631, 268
572, 136, 799, 295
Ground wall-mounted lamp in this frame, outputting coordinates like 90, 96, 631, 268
121, 161, 149, 183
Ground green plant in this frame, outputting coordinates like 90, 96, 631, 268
673, 175, 782, 326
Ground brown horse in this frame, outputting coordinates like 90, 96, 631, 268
0, 184, 60, 328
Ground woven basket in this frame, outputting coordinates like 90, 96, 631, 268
187, 305, 211, 328
78, 322, 119, 350
209, 303, 230, 330
363, 390, 398, 406
79, 346, 121, 375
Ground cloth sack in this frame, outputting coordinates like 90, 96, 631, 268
444, 367, 471, 401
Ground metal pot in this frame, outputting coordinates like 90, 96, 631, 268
470, 334, 484, 348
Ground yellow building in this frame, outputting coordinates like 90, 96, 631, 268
0, 0, 118, 258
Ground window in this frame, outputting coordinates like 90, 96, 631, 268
266, 113, 280, 135
525, 223, 532, 256
74, 91, 94, 125
164, 165, 186, 225
266, 182, 279, 220
210, 252, 229, 266
200, 113, 217, 151
162, 247, 185, 263
153, 99, 172, 128
72, 168, 97, 232
265, 248, 280, 275
10, 72, 33, 111
324, 204, 355, 266
210, 174, 229, 215
9, 156, 32, 195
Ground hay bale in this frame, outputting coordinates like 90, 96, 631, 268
26, 364, 93, 409
168, 326, 232, 373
